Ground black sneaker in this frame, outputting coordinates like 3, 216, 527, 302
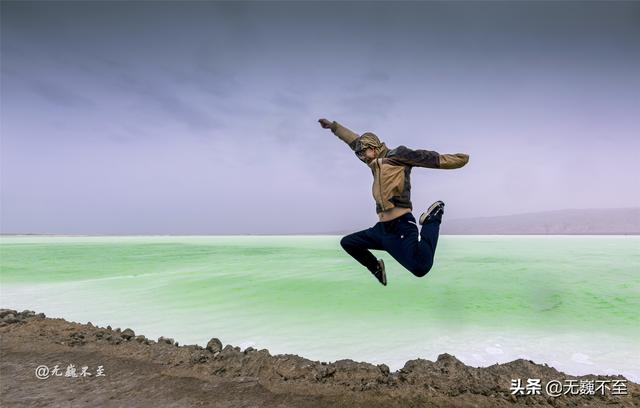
419, 201, 445, 225
371, 259, 387, 286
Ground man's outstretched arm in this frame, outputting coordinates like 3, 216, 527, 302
388, 145, 469, 169
318, 118, 359, 151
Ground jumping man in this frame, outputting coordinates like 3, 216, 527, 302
319, 118, 469, 286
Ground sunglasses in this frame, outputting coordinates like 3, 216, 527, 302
355, 149, 367, 159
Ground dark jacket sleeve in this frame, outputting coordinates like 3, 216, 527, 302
387, 146, 469, 169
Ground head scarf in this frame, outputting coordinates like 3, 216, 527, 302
355, 132, 389, 158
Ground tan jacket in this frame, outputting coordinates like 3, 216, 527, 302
331, 121, 469, 215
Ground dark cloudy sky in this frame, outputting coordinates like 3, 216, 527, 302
1, 1, 639, 234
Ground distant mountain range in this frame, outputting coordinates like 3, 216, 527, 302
440, 207, 640, 235
2, 208, 638, 236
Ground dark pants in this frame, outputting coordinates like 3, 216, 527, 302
340, 212, 441, 278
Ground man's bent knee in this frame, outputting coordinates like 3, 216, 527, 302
410, 262, 433, 278
340, 235, 354, 250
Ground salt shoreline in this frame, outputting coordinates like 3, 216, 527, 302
1, 308, 638, 407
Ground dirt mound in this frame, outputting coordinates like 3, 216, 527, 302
1, 308, 638, 407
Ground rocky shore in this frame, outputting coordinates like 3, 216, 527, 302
1, 308, 638, 407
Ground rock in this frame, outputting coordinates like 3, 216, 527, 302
436, 353, 465, 367
69, 332, 86, 346
191, 353, 209, 364
206, 338, 223, 353
121, 329, 135, 340
316, 365, 336, 380
158, 336, 175, 345
37, 313, 46, 318
362, 381, 376, 390
0, 309, 17, 318
244, 347, 255, 354
378, 364, 390, 376
134, 335, 147, 343
3, 314, 19, 324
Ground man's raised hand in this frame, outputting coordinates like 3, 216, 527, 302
318, 118, 333, 129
